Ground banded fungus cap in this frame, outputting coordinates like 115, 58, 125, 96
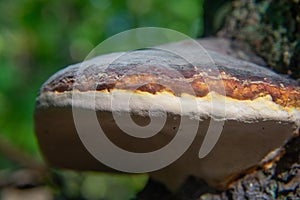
34, 40, 300, 191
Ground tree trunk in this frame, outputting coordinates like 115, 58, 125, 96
137, 1, 300, 199
219, 0, 300, 81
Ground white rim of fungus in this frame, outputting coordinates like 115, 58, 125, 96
37, 90, 300, 124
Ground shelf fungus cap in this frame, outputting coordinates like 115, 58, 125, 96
34, 40, 300, 191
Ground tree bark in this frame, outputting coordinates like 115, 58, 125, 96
219, 0, 300, 81
137, 1, 300, 199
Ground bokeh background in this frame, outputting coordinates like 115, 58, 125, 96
0, 0, 203, 199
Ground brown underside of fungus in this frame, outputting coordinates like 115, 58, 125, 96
34, 39, 300, 192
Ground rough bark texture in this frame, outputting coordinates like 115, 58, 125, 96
220, 0, 300, 81
200, 130, 300, 200
137, 0, 300, 199
212, 2, 300, 197
136, 129, 300, 200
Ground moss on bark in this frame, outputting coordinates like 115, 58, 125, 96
220, 0, 300, 81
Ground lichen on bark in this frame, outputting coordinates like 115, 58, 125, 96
220, 0, 300, 81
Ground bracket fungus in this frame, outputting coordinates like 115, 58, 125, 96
34, 40, 300, 192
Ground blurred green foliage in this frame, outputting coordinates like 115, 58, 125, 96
0, 0, 203, 199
